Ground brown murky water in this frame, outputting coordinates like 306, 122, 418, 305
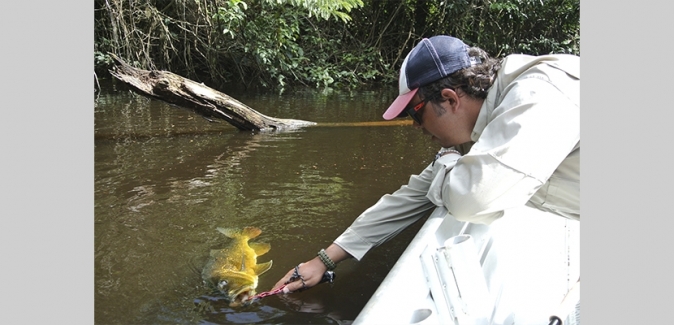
94, 81, 439, 324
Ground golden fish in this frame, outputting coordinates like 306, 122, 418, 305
202, 227, 273, 306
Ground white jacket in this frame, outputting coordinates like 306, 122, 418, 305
335, 54, 580, 260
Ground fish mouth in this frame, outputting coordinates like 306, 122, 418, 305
228, 288, 256, 307
209, 272, 258, 307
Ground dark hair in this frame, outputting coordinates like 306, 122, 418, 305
418, 46, 501, 102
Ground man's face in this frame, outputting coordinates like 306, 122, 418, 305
408, 92, 465, 148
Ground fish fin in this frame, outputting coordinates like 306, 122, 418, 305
249, 242, 271, 256
253, 260, 273, 275
216, 227, 238, 238
241, 227, 262, 239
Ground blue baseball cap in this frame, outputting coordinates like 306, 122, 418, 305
383, 35, 479, 120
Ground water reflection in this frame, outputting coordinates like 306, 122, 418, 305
95, 84, 437, 324
194, 287, 349, 324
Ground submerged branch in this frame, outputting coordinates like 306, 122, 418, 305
108, 53, 317, 132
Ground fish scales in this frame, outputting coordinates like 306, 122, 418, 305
202, 226, 273, 307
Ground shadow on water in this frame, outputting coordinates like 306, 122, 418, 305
95, 82, 436, 324
192, 290, 350, 324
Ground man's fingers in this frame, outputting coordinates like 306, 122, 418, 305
272, 269, 296, 290
273, 263, 323, 293
283, 281, 300, 293
277, 274, 308, 293
285, 278, 311, 293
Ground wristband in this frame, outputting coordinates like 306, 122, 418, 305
433, 147, 461, 166
317, 249, 336, 271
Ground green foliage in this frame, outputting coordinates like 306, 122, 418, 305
262, 0, 364, 22
94, 51, 113, 67
94, 0, 579, 91
213, 0, 248, 39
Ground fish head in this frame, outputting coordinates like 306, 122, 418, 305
212, 271, 258, 306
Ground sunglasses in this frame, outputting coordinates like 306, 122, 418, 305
404, 98, 429, 125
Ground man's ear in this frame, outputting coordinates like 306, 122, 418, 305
440, 88, 460, 111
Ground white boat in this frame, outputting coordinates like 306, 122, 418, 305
352, 205, 580, 325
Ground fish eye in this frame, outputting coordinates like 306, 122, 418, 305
218, 280, 228, 289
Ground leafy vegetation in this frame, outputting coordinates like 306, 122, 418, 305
94, 0, 579, 92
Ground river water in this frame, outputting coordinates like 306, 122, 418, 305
94, 81, 440, 324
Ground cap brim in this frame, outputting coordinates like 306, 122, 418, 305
382, 88, 418, 120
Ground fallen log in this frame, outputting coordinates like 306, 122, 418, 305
108, 53, 317, 132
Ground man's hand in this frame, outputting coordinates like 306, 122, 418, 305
271, 244, 350, 293
273, 258, 328, 293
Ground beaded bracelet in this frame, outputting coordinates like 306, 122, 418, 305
317, 249, 336, 271
433, 147, 461, 166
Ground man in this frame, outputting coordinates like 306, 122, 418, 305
272, 35, 579, 316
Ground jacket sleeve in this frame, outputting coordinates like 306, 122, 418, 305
432, 76, 580, 224
333, 155, 460, 261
